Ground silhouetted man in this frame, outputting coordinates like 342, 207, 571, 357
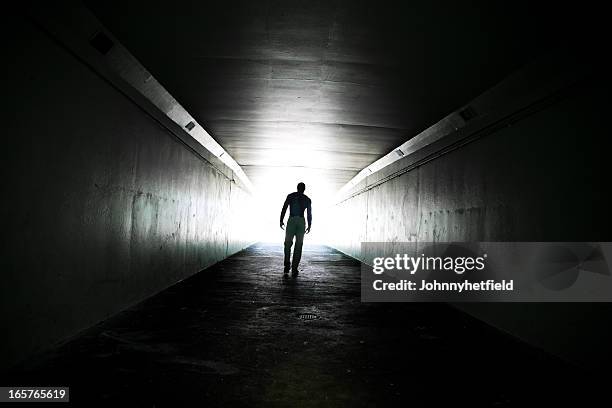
280, 182, 312, 275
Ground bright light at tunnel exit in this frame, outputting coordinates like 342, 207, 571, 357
250, 170, 337, 245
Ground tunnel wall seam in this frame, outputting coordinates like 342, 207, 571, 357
22, 6, 246, 191
327, 63, 609, 368
337, 73, 588, 206
2, 14, 255, 372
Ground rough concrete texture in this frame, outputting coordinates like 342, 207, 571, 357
2, 17, 254, 371
4, 244, 600, 406
83, 0, 581, 197
327, 77, 611, 367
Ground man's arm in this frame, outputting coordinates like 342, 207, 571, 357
279, 197, 289, 229
306, 200, 312, 233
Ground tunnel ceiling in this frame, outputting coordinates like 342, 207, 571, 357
85, 0, 569, 196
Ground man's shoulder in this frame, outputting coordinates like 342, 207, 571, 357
288, 192, 310, 202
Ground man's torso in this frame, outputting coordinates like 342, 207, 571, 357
287, 192, 311, 217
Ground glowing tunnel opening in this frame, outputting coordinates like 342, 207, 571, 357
251, 166, 338, 245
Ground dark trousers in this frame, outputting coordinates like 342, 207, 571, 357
284, 216, 305, 269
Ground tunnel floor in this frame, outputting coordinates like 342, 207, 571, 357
5, 243, 597, 406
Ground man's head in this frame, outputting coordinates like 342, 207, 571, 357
297, 182, 306, 193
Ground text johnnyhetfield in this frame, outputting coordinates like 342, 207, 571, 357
372, 279, 514, 292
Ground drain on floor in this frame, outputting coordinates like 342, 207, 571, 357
298, 313, 318, 320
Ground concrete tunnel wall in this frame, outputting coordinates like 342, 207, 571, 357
328, 75, 611, 368
1, 17, 254, 371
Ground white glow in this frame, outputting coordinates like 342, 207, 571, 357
251, 167, 337, 245
248, 92, 351, 244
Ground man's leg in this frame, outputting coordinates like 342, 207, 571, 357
283, 218, 295, 272
291, 218, 306, 272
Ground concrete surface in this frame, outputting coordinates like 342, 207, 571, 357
3, 243, 597, 406
2, 15, 254, 372
4, 0, 610, 383
327, 75, 611, 367
83, 0, 580, 197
